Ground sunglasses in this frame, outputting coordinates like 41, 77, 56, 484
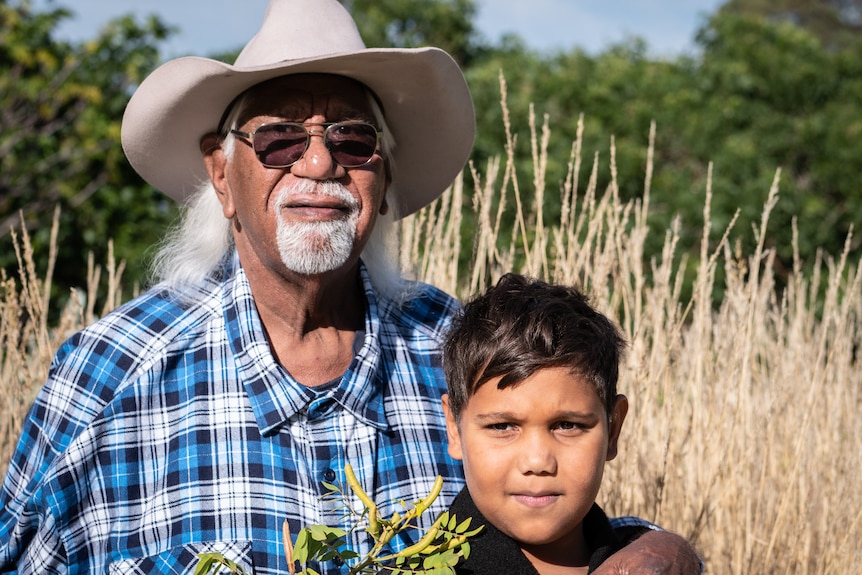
230, 121, 382, 169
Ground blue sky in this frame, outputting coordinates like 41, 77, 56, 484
33, 0, 725, 59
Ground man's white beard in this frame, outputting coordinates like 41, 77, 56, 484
275, 180, 360, 275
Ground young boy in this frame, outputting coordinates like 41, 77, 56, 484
442, 273, 629, 575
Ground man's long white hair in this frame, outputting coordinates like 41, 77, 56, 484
148, 87, 414, 304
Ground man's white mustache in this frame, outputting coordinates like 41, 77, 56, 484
276, 180, 358, 210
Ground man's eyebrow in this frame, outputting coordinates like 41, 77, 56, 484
267, 110, 374, 124
325, 102, 375, 121
334, 111, 376, 123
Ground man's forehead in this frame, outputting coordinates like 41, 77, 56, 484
239, 74, 373, 120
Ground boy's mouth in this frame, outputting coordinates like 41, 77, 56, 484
512, 493, 560, 508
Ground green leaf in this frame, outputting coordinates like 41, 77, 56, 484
193, 554, 217, 575
192, 552, 247, 575
445, 512, 457, 531
293, 529, 310, 564
423, 548, 457, 569
319, 550, 337, 561
321, 481, 340, 493
454, 517, 472, 534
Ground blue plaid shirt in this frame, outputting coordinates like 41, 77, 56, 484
0, 253, 465, 575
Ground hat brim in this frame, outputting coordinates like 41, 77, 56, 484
121, 48, 475, 217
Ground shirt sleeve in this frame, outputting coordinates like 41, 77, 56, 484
609, 515, 660, 545
0, 405, 68, 574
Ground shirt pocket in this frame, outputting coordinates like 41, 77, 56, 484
108, 540, 253, 575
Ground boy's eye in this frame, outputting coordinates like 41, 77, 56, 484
554, 421, 583, 431
486, 422, 515, 432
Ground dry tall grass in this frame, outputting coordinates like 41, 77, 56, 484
1, 208, 127, 479
2, 75, 859, 573
402, 74, 861, 574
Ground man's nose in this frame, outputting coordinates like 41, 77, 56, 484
289, 130, 346, 180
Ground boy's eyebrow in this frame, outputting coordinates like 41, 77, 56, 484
556, 410, 602, 420
472, 410, 601, 422
473, 412, 518, 422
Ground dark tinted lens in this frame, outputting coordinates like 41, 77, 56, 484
253, 123, 308, 167
325, 123, 379, 167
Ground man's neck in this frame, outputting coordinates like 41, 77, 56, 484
244, 259, 367, 386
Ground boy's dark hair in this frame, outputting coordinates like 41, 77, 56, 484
443, 273, 627, 421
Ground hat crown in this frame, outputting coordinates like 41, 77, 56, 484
235, 0, 367, 67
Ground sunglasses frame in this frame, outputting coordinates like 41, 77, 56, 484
230, 121, 382, 169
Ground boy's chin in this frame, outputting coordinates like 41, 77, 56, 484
515, 526, 590, 567
502, 518, 582, 549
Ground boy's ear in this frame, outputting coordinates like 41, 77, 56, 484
441, 394, 464, 461
606, 394, 628, 461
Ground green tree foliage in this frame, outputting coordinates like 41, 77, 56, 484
689, 12, 861, 265
719, 0, 862, 51
340, 0, 482, 66
0, 0, 175, 305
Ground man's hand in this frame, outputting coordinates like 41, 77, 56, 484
593, 530, 702, 574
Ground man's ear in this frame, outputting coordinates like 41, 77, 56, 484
606, 394, 628, 461
383, 156, 393, 186
441, 394, 464, 461
200, 133, 235, 218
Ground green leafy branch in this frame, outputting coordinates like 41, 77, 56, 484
194, 463, 481, 575
194, 553, 248, 575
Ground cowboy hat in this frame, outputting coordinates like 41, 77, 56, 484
121, 0, 475, 217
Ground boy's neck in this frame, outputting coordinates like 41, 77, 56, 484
520, 530, 591, 575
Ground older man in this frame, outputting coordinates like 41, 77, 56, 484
0, 1, 699, 574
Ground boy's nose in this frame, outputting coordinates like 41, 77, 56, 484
518, 434, 557, 476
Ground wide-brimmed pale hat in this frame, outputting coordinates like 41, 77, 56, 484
121, 0, 475, 217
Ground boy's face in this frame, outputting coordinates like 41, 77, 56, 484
443, 366, 627, 557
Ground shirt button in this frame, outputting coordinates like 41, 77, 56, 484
323, 468, 337, 482
307, 399, 332, 420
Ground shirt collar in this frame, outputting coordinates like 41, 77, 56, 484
222, 252, 388, 435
